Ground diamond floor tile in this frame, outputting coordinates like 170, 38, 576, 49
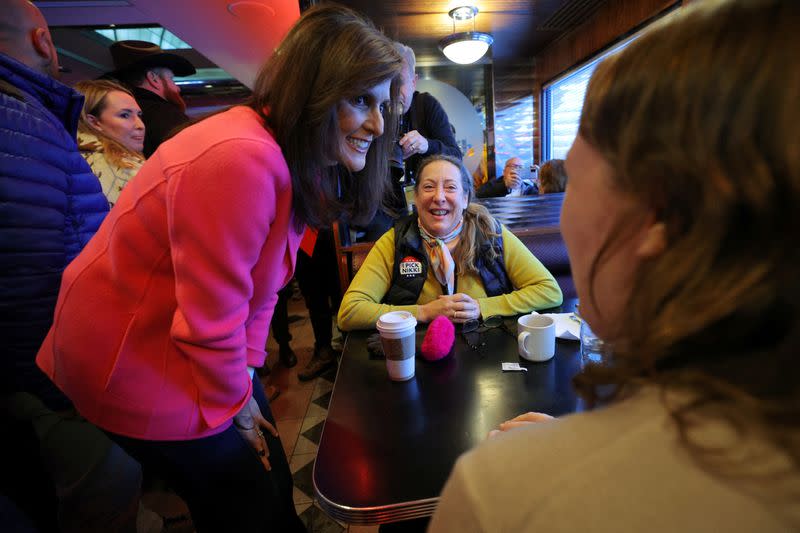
302, 419, 325, 445
312, 390, 332, 410
299, 504, 345, 533
292, 458, 316, 502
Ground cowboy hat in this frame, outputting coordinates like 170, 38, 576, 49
107, 40, 196, 78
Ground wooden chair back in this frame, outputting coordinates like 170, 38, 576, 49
332, 221, 375, 296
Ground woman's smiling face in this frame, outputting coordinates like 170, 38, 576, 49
335, 78, 392, 172
415, 159, 469, 237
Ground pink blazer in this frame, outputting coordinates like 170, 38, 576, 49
37, 106, 303, 440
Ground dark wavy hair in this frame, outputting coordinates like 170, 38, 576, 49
573, 0, 800, 480
248, 3, 402, 229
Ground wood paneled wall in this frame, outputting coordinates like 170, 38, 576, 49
531, 0, 681, 163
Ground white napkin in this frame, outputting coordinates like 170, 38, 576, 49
537, 312, 580, 341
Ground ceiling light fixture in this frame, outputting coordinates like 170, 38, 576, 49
439, 5, 493, 65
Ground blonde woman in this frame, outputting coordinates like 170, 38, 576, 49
75, 79, 145, 206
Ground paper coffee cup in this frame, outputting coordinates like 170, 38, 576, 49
517, 314, 556, 362
376, 311, 417, 381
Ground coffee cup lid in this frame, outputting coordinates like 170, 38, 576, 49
376, 311, 417, 334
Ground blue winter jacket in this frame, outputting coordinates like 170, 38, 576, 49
0, 52, 108, 407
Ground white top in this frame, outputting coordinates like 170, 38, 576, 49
430, 386, 800, 532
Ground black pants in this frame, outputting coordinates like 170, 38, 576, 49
270, 284, 294, 347
108, 378, 305, 533
294, 228, 341, 349
2, 392, 142, 533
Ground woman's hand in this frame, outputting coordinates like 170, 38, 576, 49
233, 395, 279, 471
487, 412, 554, 439
418, 293, 480, 323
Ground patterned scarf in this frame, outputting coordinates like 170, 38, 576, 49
418, 218, 464, 295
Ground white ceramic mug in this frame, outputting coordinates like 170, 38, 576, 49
517, 314, 556, 362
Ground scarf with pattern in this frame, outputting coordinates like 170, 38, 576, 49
418, 218, 464, 295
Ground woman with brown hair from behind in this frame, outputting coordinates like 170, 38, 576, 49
537, 158, 567, 194
430, 0, 800, 531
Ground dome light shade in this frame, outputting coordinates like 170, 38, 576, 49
439, 32, 493, 64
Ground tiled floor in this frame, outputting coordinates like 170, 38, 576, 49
141, 291, 378, 532
265, 293, 380, 533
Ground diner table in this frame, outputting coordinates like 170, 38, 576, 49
313, 300, 582, 525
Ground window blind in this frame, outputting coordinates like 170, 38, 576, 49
540, 8, 678, 161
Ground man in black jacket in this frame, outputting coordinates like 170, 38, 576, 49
394, 42, 462, 182
107, 40, 196, 157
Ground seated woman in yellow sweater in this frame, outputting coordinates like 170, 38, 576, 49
338, 155, 563, 331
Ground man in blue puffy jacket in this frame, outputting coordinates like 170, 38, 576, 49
0, 2, 155, 532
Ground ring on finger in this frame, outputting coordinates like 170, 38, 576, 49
256, 429, 264, 438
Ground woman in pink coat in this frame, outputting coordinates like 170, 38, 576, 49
36, 5, 401, 531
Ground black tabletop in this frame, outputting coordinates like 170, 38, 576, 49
313, 301, 582, 524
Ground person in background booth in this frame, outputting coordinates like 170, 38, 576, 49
36, 5, 402, 531
430, 1, 800, 531
537, 158, 567, 195
75, 79, 145, 207
475, 156, 537, 198
107, 40, 195, 157
0, 1, 149, 532
338, 154, 562, 331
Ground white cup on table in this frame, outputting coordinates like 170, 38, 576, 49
517, 314, 556, 362
376, 311, 417, 381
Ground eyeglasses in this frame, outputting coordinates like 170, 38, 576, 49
461, 315, 515, 355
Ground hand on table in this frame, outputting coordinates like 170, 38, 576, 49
233, 395, 279, 471
487, 412, 554, 439
399, 130, 429, 159
418, 293, 480, 323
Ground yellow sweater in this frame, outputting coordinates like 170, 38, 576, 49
338, 226, 563, 331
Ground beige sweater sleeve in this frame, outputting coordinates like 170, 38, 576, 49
428, 459, 488, 532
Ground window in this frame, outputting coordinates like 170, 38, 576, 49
94, 27, 190, 50
495, 95, 534, 174
542, 60, 601, 161
541, 9, 677, 161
